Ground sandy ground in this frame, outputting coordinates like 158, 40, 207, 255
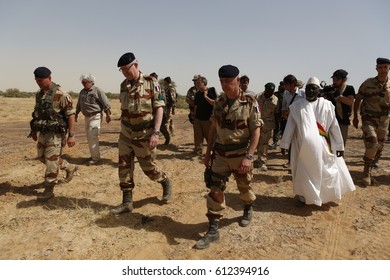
0, 96, 389, 260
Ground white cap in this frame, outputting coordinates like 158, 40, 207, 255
306, 77, 320, 87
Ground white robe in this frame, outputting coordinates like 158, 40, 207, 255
280, 98, 355, 206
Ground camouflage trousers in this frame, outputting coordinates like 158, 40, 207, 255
118, 132, 167, 191
37, 132, 69, 184
207, 152, 256, 218
165, 108, 175, 134
257, 127, 273, 164
361, 115, 390, 163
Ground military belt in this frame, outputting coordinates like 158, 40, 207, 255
214, 142, 248, 152
121, 119, 154, 131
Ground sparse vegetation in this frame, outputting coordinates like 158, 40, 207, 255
0, 88, 188, 109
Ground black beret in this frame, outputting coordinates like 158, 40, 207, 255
150, 72, 158, 79
265, 82, 275, 90
377, 57, 390, 65
164, 77, 171, 83
34, 67, 51, 78
331, 69, 348, 79
117, 52, 136, 67
218, 65, 239, 78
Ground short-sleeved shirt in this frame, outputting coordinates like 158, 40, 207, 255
332, 84, 355, 125
357, 77, 390, 116
211, 91, 262, 145
76, 86, 111, 116
257, 93, 280, 129
194, 87, 217, 121
119, 72, 165, 126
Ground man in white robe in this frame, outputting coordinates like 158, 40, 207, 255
280, 77, 355, 206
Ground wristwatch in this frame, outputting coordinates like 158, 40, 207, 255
245, 153, 254, 160
68, 131, 75, 137
153, 129, 161, 136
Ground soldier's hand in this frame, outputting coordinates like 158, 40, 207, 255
353, 118, 359, 129
67, 136, 76, 147
149, 134, 159, 150
106, 114, 111, 124
239, 158, 252, 174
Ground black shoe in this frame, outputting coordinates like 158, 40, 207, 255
194, 231, 220, 249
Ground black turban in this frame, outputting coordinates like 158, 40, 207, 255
117, 52, 136, 67
218, 65, 239, 78
34, 67, 51, 78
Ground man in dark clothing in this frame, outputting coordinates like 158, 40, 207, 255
193, 76, 217, 156
329, 69, 356, 146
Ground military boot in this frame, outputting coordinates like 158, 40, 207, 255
239, 203, 253, 227
362, 163, 372, 187
37, 183, 55, 202
194, 219, 220, 249
161, 178, 172, 202
65, 164, 78, 182
110, 191, 133, 215
371, 157, 380, 169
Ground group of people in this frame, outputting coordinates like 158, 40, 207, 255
29, 53, 389, 250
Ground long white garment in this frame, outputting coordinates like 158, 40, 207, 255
280, 98, 355, 206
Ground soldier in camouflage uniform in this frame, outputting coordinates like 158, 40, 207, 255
163, 77, 177, 135
186, 75, 200, 124
353, 57, 390, 186
255, 82, 280, 171
111, 52, 173, 215
195, 65, 262, 250
30, 67, 78, 202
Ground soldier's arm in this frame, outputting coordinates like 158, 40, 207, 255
67, 114, 76, 147
149, 106, 163, 150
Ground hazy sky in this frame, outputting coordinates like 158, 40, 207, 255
1, 0, 389, 95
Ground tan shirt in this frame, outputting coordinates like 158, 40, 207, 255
211, 91, 262, 145
357, 77, 390, 116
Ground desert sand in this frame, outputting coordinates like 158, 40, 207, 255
0, 97, 389, 260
